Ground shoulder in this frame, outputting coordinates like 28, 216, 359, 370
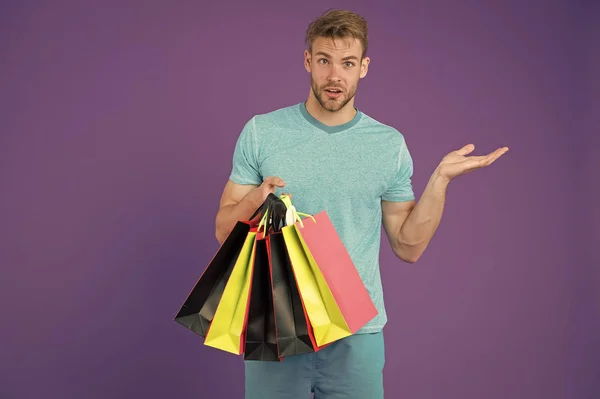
356, 110, 409, 147
252, 102, 302, 126
236, 103, 301, 140
235, 103, 301, 154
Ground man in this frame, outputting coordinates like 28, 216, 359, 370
215, 9, 508, 399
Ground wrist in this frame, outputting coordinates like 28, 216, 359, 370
431, 167, 451, 188
244, 187, 267, 210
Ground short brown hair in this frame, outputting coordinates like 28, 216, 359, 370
305, 9, 369, 58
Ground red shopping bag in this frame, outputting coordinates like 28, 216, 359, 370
293, 211, 378, 334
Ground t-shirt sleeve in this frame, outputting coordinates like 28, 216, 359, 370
228, 117, 263, 186
382, 137, 415, 202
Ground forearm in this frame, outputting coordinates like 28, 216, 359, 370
395, 168, 450, 262
215, 194, 262, 243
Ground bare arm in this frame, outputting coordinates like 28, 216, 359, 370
382, 170, 448, 263
215, 176, 285, 243
383, 143, 509, 263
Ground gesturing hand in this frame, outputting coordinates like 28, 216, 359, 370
436, 144, 509, 182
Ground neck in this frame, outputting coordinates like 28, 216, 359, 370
304, 93, 357, 126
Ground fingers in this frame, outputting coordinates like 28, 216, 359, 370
455, 144, 475, 156
479, 147, 509, 167
260, 176, 287, 199
487, 147, 509, 164
262, 176, 286, 188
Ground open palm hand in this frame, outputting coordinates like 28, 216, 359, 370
437, 144, 509, 181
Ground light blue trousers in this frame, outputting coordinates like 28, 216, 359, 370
244, 331, 385, 398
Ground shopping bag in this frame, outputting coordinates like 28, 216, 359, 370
203, 230, 257, 354
267, 231, 319, 357
243, 235, 279, 361
173, 221, 252, 337
281, 223, 351, 347
294, 211, 378, 335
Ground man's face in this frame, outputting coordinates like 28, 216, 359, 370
304, 36, 370, 112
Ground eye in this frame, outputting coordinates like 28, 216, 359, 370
318, 58, 328, 64
344, 62, 355, 67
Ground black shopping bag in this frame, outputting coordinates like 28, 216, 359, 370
174, 221, 251, 337
243, 237, 279, 361
268, 231, 315, 357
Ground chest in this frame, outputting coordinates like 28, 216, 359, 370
257, 132, 397, 209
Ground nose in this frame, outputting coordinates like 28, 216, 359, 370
326, 64, 342, 82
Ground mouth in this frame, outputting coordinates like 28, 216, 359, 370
324, 88, 343, 98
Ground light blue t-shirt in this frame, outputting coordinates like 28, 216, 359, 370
229, 102, 415, 333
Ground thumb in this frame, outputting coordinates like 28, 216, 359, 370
455, 144, 475, 156
263, 176, 286, 187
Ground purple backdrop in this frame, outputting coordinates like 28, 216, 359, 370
571, 1, 600, 397
1, 1, 598, 398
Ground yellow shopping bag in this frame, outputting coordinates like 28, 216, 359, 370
203, 231, 257, 354
281, 225, 351, 347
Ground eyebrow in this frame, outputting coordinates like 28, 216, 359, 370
315, 51, 359, 61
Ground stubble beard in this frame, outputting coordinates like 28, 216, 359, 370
310, 75, 357, 112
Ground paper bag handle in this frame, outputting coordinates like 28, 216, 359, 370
279, 194, 316, 228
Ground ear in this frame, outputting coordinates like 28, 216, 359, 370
304, 49, 312, 73
359, 56, 370, 79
